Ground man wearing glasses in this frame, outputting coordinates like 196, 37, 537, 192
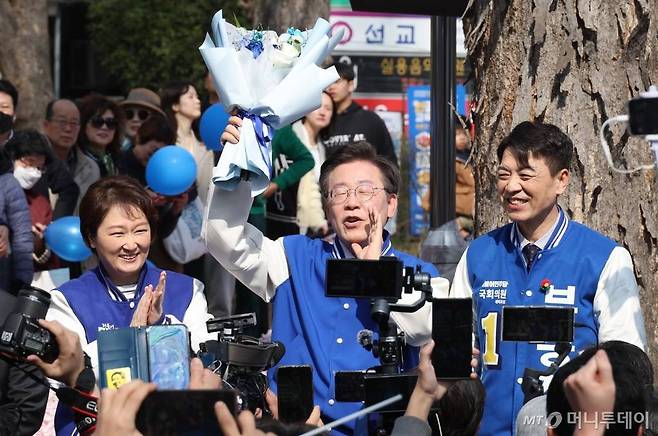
43, 99, 99, 212
205, 129, 442, 434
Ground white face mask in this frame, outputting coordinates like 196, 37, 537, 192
13, 166, 42, 190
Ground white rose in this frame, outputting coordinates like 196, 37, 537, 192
271, 43, 300, 68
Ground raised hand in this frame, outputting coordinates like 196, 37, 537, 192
351, 205, 384, 260
563, 349, 616, 436
146, 271, 166, 325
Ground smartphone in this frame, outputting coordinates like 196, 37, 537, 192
334, 370, 367, 402
502, 306, 574, 343
276, 365, 314, 424
628, 97, 658, 135
432, 298, 473, 379
325, 258, 403, 300
136, 389, 237, 436
363, 373, 418, 412
146, 325, 190, 389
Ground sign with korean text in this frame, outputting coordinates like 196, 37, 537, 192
330, 11, 466, 56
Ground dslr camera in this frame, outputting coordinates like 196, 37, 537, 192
0, 286, 58, 363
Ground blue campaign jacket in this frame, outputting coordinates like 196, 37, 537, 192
54, 263, 194, 436
468, 221, 616, 436
270, 234, 438, 435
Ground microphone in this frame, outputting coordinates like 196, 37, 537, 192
357, 329, 373, 349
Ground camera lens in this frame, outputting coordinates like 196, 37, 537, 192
14, 287, 51, 320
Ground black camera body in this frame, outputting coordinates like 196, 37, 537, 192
198, 313, 284, 414
0, 287, 58, 363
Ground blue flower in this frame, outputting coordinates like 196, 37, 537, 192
246, 40, 264, 58
287, 27, 302, 38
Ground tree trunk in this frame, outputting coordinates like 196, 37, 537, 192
0, 0, 52, 130
463, 0, 658, 365
249, 0, 330, 33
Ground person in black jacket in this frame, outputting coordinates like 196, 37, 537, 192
324, 62, 397, 163
0, 289, 49, 436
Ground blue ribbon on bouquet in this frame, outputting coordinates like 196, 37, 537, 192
237, 109, 274, 178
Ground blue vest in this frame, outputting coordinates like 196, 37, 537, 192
271, 235, 438, 435
55, 263, 194, 436
467, 222, 615, 436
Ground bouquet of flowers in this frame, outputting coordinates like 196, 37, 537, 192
199, 10, 343, 196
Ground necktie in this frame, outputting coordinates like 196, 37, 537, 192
522, 244, 541, 271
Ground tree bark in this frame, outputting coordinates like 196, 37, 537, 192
0, 0, 52, 130
463, 0, 658, 364
250, 0, 330, 33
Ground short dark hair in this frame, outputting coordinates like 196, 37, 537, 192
79, 176, 158, 248
136, 114, 175, 146
319, 141, 400, 201
160, 81, 194, 133
333, 62, 356, 81
546, 340, 653, 436
496, 121, 573, 176
5, 129, 51, 161
45, 100, 56, 120
434, 379, 486, 436
0, 79, 18, 108
78, 94, 124, 157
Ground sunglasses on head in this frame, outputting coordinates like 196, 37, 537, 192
89, 115, 118, 129
125, 109, 150, 121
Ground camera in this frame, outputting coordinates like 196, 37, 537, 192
628, 92, 658, 136
327, 257, 433, 420
198, 313, 285, 414
0, 286, 59, 363
325, 257, 431, 302
599, 85, 658, 173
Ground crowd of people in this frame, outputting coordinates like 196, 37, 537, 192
0, 57, 654, 436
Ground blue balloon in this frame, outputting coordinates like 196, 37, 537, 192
44, 216, 92, 262
199, 103, 229, 151
146, 146, 197, 196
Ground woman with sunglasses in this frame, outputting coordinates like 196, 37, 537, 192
119, 87, 167, 151
78, 95, 124, 177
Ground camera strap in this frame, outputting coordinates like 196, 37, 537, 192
55, 386, 97, 436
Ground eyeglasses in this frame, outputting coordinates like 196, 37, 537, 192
125, 109, 150, 121
50, 117, 80, 128
89, 115, 118, 130
326, 184, 390, 205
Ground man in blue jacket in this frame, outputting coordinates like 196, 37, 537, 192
206, 123, 444, 434
450, 121, 647, 436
